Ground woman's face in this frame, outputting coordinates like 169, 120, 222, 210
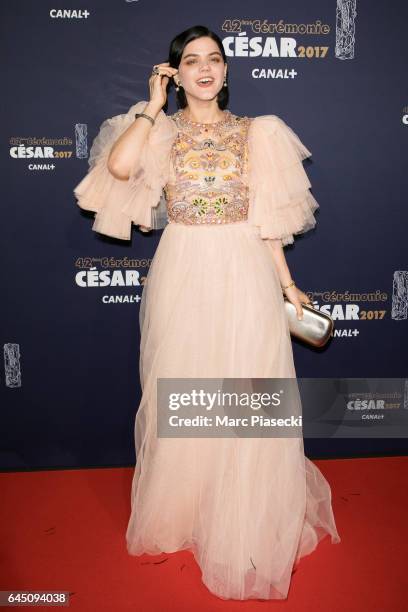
177, 36, 227, 102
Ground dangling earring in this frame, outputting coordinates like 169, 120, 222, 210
175, 81, 181, 91
223, 75, 227, 87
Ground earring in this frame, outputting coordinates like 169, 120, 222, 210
223, 76, 227, 87
175, 81, 181, 91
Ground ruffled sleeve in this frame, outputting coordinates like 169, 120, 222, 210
247, 114, 319, 246
73, 100, 178, 240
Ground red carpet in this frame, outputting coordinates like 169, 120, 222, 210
0, 456, 406, 611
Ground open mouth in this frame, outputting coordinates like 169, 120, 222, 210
196, 77, 214, 87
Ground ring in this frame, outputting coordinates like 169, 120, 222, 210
152, 66, 160, 75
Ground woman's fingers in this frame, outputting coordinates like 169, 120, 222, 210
150, 69, 176, 78
151, 63, 178, 76
147, 62, 178, 107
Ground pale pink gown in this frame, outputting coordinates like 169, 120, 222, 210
74, 100, 341, 600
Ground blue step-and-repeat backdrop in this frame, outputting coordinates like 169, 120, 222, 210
2, 1, 407, 470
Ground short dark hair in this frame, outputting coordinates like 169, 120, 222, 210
164, 25, 229, 112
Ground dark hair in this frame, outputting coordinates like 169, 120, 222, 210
164, 25, 229, 113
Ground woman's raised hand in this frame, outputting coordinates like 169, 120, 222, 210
148, 62, 178, 109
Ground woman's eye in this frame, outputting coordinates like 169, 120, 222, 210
185, 58, 221, 65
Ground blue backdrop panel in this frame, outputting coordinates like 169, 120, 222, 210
1, 0, 407, 470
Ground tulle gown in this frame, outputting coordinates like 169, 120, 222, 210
74, 100, 341, 600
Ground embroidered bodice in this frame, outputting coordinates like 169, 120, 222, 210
74, 98, 318, 244
164, 109, 253, 225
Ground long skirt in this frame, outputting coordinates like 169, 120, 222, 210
125, 220, 341, 600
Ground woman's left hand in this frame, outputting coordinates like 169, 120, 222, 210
283, 285, 312, 320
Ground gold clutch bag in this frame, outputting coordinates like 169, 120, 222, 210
283, 296, 334, 347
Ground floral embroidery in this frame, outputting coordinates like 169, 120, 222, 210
214, 196, 228, 216
165, 111, 253, 226
192, 197, 209, 217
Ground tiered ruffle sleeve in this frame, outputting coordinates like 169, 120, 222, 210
73, 101, 178, 240
247, 115, 319, 246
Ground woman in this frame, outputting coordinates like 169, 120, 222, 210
74, 25, 341, 601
